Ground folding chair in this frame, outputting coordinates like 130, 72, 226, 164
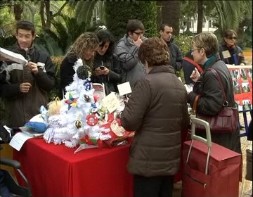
0, 135, 31, 197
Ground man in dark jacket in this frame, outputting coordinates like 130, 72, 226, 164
0, 20, 55, 127
159, 24, 183, 72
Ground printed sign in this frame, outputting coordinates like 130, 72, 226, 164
227, 65, 252, 112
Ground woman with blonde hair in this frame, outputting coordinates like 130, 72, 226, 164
60, 32, 99, 95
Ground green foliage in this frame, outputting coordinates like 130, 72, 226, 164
49, 56, 64, 100
242, 26, 252, 48
0, 36, 16, 48
105, 1, 157, 41
35, 34, 64, 56
174, 34, 193, 56
35, 16, 87, 56
173, 34, 194, 82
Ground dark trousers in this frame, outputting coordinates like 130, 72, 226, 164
134, 175, 174, 197
0, 170, 10, 197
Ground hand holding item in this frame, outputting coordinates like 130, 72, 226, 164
95, 66, 109, 76
133, 37, 143, 47
27, 61, 39, 74
190, 68, 200, 82
184, 84, 193, 94
20, 82, 32, 93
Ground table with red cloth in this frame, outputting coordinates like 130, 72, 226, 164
14, 138, 133, 197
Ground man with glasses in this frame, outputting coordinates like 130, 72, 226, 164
219, 29, 246, 65
159, 24, 183, 72
115, 19, 146, 87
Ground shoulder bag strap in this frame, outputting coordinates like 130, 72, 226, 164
208, 68, 228, 106
183, 57, 204, 74
193, 95, 200, 115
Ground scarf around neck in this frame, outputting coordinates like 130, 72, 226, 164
203, 54, 217, 69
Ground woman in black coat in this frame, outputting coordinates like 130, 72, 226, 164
91, 29, 121, 95
59, 32, 99, 97
188, 32, 241, 153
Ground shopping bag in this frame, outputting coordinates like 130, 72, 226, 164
182, 117, 241, 197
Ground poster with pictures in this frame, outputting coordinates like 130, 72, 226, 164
227, 65, 252, 111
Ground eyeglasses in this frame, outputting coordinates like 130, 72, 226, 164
133, 31, 144, 36
227, 36, 237, 40
191, 48, 199, 53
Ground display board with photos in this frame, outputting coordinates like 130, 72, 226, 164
227, 65, 252, 112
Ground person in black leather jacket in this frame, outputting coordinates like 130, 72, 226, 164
188, 32, 241, 153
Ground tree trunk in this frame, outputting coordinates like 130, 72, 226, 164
44, 0, 51, 30
197, 0, 203, 34
40, 0, 46, 29
157, 1, 181, 35
13, 3, 23, 21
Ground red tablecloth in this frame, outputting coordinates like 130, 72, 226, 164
14, 138, 133, 197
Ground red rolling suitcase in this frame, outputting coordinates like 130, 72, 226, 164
182, 117, 241, 197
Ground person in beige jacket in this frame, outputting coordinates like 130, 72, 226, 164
121, 37, 189, 197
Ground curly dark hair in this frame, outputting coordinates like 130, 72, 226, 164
138, 37, 170, 67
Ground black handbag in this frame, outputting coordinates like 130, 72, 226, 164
192, 69, 239, 133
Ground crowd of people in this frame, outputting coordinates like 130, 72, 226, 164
0, 19, 251, 197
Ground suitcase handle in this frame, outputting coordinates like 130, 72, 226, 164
190, 117, 212, 147
186, 117, 212, 175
